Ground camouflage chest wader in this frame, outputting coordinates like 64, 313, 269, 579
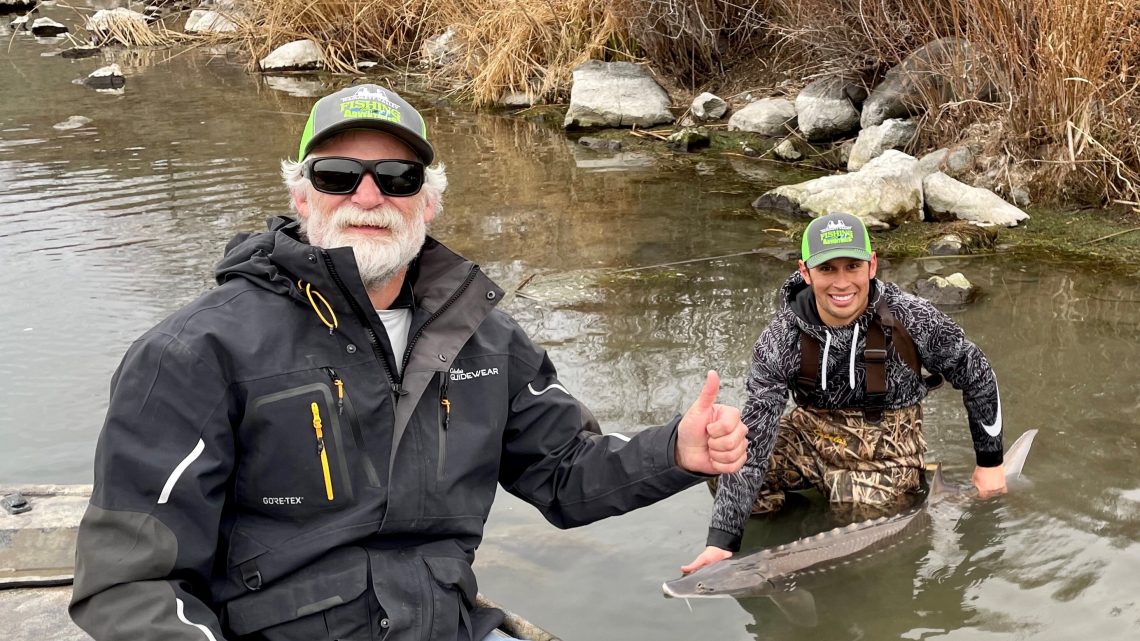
716, 297, 940, 516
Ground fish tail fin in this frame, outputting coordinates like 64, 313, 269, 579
1002, 428, 1039, 480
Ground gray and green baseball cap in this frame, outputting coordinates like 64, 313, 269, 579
801, 212, 873, 268
296, 84, 435, 164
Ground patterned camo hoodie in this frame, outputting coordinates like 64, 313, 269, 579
707, 271, 1003, 551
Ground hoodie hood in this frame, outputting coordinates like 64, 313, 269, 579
778, 270, 883, 393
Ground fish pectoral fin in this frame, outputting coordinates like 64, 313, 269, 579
768, 588, 818, 627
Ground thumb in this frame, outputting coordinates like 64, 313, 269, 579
693, 370, 720, 411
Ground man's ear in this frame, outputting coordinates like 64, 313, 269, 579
291, 187, 310, 220
868, 252, 878, 279
798, 259, 812, 285
421, 193, 438, 224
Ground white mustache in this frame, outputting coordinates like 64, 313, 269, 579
332, 206, 405, 232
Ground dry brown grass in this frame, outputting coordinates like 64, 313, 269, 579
233, 0, 1139, 205
755, 0, 1140, 205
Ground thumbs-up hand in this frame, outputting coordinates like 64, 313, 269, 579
675, 370, 748, 475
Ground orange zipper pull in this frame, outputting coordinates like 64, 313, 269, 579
310, 402, 334, 501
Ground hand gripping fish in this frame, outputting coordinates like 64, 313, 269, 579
662, 429, 1039, 624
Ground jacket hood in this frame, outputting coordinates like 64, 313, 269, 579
215, 216, 301, 296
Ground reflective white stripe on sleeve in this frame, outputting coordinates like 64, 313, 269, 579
175, 597, 218, 641
607, 433, 631, 442
528, 382, 569, 396
158, 439, 205, 505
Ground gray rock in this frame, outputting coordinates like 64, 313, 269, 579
727, 98, 797, 137
667, 127, 710, 153
928, 234, 965, 256
577, 136, 623, 152
773, 139, 802, 161
754, 150, 924, 229
83, 64, 124, 90
923, 172, 1029, 227
917, 146, 974, 178
0, 0, 36, 12
564, 61, 673, 129
795, 76, 862, 141
60, 45, 101, 59
499, 91, 533, 107
848, 118, 917, 171
914, 273, 976, 306
185, 9, 237, 33
862, 38, 1000, 128
53, 116, 93, 130
30, 17, 67, 37
420, 27, 459, 68
691, 92, 727, 120
259, 39, 323, 72
1009, 185, 1031, 207
87, 8, 149, 37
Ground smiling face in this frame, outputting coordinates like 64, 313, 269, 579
293, 129, 434, 288
798, 254, 878, 327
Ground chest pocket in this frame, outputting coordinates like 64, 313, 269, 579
246, 383, 355, 512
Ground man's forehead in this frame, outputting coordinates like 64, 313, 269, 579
815, 257, 869, 268
311, 128, 417, 157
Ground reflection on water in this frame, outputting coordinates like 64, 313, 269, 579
1, 28, 1138, 641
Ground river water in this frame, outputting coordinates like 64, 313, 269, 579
1, 11, 1138, 641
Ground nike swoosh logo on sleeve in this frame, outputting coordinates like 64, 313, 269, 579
981, 383, 1002, 437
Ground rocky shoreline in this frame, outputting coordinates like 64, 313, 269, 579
4, 1, 1139, 280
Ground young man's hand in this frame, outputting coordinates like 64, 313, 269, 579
972, 464, 1007, 497
675, 371, 748, 475
681, 545, 733, 574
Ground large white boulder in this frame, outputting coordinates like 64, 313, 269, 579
185, 9, 238, 34
727, 98, 797, 137
923, 172, 1029, 227
259, 39, 323, 72
754, 150, 925, 229
564, 61, 673, 128
848, 118, 917, 171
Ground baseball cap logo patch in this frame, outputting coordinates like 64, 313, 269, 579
820, 219, 853, 245
339, 99, 402, 124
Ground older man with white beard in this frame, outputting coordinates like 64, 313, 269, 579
70, 84, 750, 641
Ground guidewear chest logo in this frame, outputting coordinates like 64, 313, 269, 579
340, 87, 402, 124
449, 366, 500, 382
820, 219, 853, 245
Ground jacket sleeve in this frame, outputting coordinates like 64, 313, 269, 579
901, 294, 1004, 466
70, 331, 236, 641
706, 320, 791, 552
496, 329, 706, 529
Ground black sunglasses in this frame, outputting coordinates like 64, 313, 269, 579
302, 157, 425, 197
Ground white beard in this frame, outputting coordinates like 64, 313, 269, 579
302, 201, 426, 289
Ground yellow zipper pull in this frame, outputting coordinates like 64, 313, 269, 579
334, 378, 345, 415
310, 402, 334, 501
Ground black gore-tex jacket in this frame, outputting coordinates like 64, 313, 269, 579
708, 271, 1003, 552
70, 217, 704, 641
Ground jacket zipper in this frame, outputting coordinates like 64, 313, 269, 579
310, 402, 335, 501
400, 265, 480, 376
322, 367, 382, 487
323, 367, 345, 415
438, 371, 450, 479
319, 251, 402, 399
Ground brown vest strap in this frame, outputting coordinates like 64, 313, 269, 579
793, 297, 943, 420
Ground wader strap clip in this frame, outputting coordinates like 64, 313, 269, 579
239, 560, 262, 591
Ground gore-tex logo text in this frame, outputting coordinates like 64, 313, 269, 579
263, 496, 303, 505
450, 367, 500, 381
